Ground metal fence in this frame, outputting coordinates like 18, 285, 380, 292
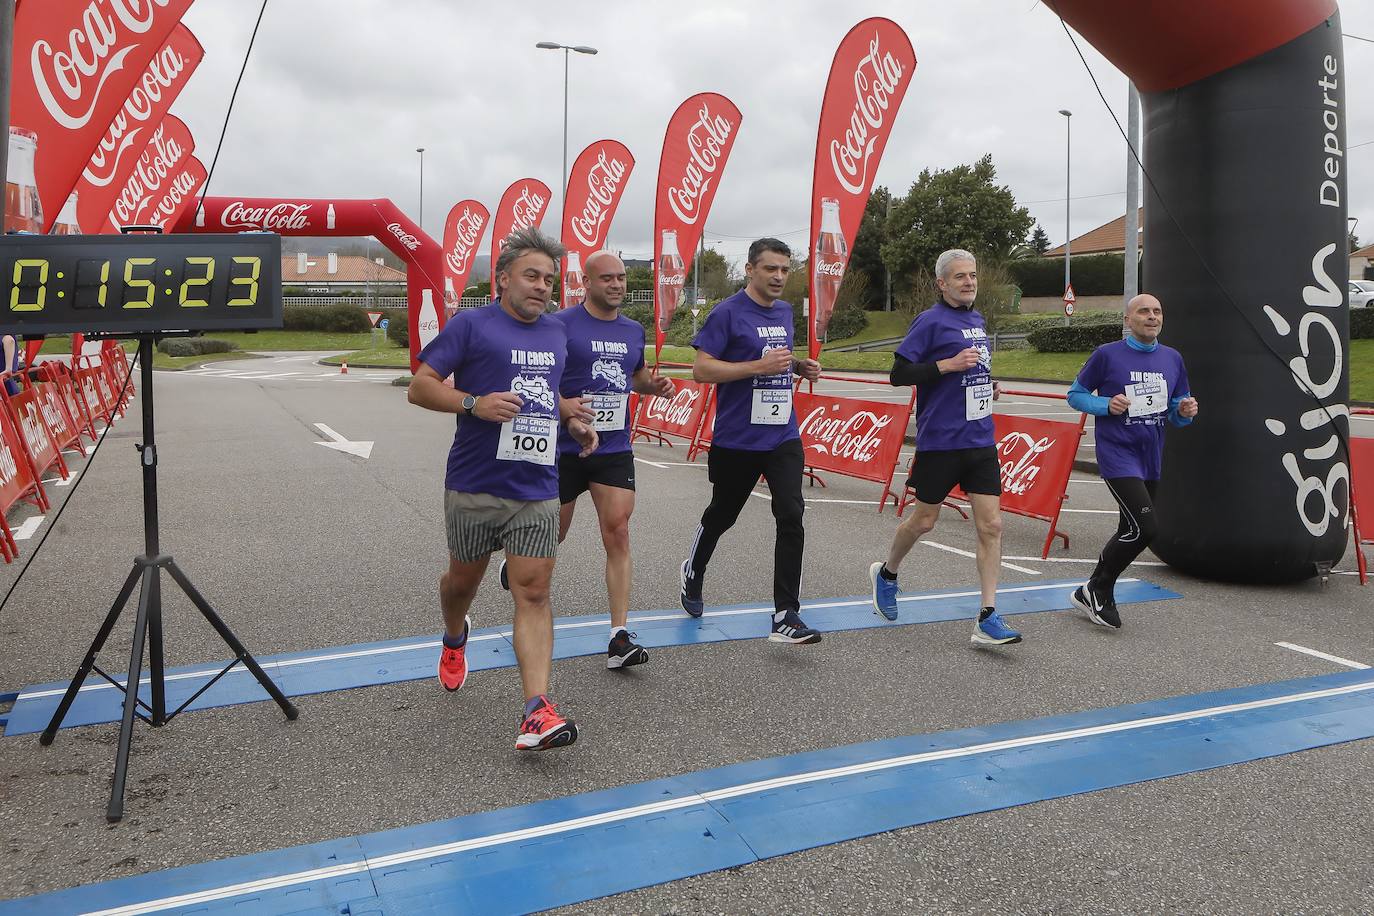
284, 296, 408, 308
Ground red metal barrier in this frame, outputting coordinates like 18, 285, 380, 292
794, 387, 915, 510
632, 378, 714, 450
1351, 435, 1372, 585
2, 384, 69, 487
0, 403, 47, 562
898, 388, 1087, 557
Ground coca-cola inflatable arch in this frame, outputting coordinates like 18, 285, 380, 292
1051, 0, 1351, 583
174, 198, 442, 370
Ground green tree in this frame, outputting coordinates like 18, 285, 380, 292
1352, 231, 1363, 254
881, 154, 1033, 297
692, 247, 739, 301
1030, 223, 1051, 256
625, 265, 652, 294
846, 186, 892, 310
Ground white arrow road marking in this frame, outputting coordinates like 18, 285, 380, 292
12, 516, 44, 540
313, 423, 373, 459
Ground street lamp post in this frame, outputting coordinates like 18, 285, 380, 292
1058, 109, 1072, 326
535, 41, 598, 230
416, 147, 425, 229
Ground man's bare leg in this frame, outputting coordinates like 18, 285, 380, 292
505, 553, 557, 702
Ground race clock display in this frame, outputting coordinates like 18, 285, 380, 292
0, 233, 283, 335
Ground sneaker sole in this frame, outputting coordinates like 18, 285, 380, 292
769, 631, 822, 645
868, 562, 898, 621
498, 560, 509, 591
970, 632, 1022, 646
607, 647, 649, 670
516, 722, 578, 751
440, 674, 467, 692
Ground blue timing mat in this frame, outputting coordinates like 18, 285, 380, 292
2, 578, 1178, 736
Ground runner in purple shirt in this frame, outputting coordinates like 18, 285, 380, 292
496, 251, 675, 671
868, 249, 1023, 646
410, 227, 598, 752
679, 238, 824, 645
1067, 293, 1198, 628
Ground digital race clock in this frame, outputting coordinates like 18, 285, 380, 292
0, 233, 283, 335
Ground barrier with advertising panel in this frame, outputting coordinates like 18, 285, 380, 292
795, 388, 914, 509
632, 378, 713, 449
0, 406, 45, 562
3, 385, 69, 486
900, 392, 1087, 558
34, 376, 82, 454
1351, 434, 1372, 585
76, 364, 115, 425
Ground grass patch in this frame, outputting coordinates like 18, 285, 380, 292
1351, 338, 1373, 403
321, 347, 409, 368
151, 351, 258, 371
821, 311, 912, 349
212, 330, 380, 351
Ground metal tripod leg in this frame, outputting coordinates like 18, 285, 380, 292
108, 565, 155, 822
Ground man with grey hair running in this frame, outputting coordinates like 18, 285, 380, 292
409, 226, 599, 750
868, 249, 1023, 646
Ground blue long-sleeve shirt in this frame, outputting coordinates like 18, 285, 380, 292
1067, 335, 1192, 427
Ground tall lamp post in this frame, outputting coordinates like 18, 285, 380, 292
416, 147, 425, 229
535, 41, 598, 228
1058, 109, 1072, 325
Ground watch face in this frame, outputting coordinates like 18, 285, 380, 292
463, 395, 477, 411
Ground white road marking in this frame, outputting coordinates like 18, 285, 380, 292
922, 539, 1041, 575
313, 423, 373, 459
1002, 555, 1169, 567
633, 457, 670, 469
12, 516, 44, 540
1275, 642, 1370, 670
1059, 508, 1118, 514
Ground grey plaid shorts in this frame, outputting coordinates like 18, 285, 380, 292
444, 490, 560, 562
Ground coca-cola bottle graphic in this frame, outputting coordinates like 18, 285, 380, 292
53, 192, 81, 235
418, 287, 440, 350
6, 128, 43, 233
326, 203, 337, 230
194, 203, 206, 227
657, 229, 686, 332
562, 251, 584, 309
812, 197, 847, 342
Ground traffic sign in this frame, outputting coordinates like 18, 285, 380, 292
379, 319, 390, 330
367, 311, 383, 327
1063, 283, 1076, 317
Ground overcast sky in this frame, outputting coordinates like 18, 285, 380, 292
172, 0, 1374, 267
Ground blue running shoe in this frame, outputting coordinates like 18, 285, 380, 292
769, 609, 822, 645
679, 559, 704, 618
972, 610, 1022, 645
868, 561, 899, 621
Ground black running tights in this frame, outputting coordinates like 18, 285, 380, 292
1091, 477, 1159, 593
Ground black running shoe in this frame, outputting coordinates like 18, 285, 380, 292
498, 558, 509, 591
607, 630, 649, 670
1070, 582, 1121, 629
679, 559, 704, 618
769, 609, 822, 645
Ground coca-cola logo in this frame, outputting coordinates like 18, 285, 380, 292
814, 260, 845, 278
146, 167, 200, 228
997, 431, 1055, 496
800, 405, 892, 464
511, 186, 547, 231
447, 208, 485, 275
668, 103, 734, 225
20, 403, 47, 456
82, 43, 190, 187
570, 150, 628, 247
39, 390, 68, 435
0, 442, 17, 486
387, 222, 421, 252
221, 201, 311, 231
113, 125, 188, 224
828, 34, 906, 196
31, 0, 175, 130
645, 387, 700, 427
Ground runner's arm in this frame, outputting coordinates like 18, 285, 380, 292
693, 349, 776, 384
889, 354, 940, 387
1168, 394, 1196, 426
1066, 379, 1111, 416
631, 365, 675, 397
407, 363, 465, 413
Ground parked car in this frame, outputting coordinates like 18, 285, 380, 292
1350, 279, 1374, 309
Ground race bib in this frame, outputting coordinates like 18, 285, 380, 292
1126, 380, 1167, 418
965, 382, 993, 421
497, 414, 556, 465
583, 391, 627, 432
752, 387, 792, 425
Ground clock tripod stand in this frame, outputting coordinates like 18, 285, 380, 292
38, 335, 297, 822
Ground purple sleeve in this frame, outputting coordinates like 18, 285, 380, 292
418, 312, 468, 378
894, 314, 930, 363
1075, 346, 1105, 392
692, 306, 731, 358
632, 323, 646, 373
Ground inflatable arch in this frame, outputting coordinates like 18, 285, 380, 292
173, 197, 443, 370
1054, 0, 1350, 582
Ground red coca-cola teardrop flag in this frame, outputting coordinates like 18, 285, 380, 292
489, 178, 552, 293
559, 140, 634, 309
71, 23, 203, 235
652, 93, 742, 361
442, 199, 489, 317
132, 153, 206, 232
100, 113, 195, 231
5, 0, 197, 233
807, 19, 916, 358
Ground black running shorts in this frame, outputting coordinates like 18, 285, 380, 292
558, 449, 637, 504
907, 446, 1002, 505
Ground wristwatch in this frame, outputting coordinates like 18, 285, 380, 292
461, 394, 477, 415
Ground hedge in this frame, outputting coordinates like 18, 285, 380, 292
282, 303, 371, 333
1026, 323, 1124, 353
380, 308, 408, 348
1008, 253, 1142, 298
1353, 308, 1374, 339
156, 338, 236, 357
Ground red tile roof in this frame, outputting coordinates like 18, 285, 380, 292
1352, 243, 1374, 259
1045, 209, 1143, 257
281, 255, 406, 284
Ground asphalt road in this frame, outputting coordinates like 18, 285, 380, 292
0, 357, 1371, 913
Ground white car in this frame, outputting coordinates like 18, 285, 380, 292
1350, 279, 1374, 309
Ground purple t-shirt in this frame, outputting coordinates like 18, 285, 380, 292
895, 301, 995, 451
550, 304, 645, 456
418, 303, 568, 500
692, 289, 799, 451
1076, 339, 1190, 480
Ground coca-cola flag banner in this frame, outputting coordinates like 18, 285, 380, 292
6, 0, 197, 233
489, 178, 551, 292
101, 113, 194, 231
130, 153, 205, 231
559, 140, 635, 309
72, 23, 203, 234
652, 93, 742, 360
807, 19, 916, 358
442, 199, 489, 316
